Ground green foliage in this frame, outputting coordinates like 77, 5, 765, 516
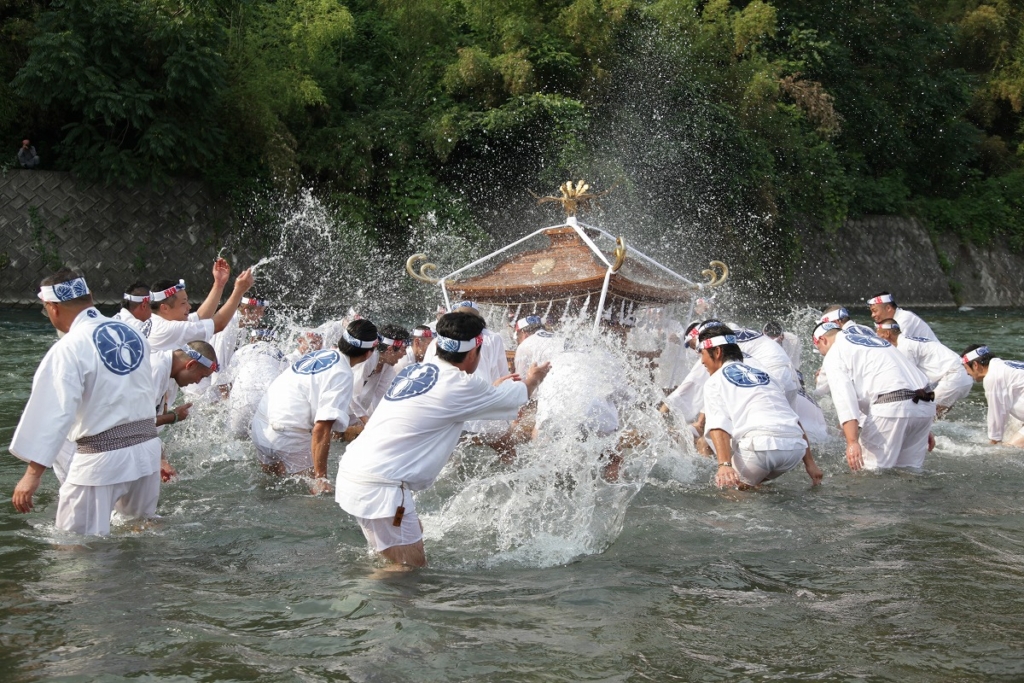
2, 0, 1022, 252
12, 0, 227, 184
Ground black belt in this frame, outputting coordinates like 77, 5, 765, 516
873, 388, 935, 405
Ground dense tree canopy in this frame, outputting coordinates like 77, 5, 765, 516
2, 0, 1022, 249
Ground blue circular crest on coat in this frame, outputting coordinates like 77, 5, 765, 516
732, 329, 763, 343
906, 335, 932, 343
386, 363, 439, 401
1005, 360, 1024, 371
845, 333, 890, 348
723, 363, 770, 387
92, 322, 145, 376
292, 349, 341, 375
87, 309, 98, 318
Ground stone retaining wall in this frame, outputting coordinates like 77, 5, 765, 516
0, 169, 237, 305
2, 170, 1021, 307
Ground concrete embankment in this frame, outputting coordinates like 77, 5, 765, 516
2, 170, 1022, 307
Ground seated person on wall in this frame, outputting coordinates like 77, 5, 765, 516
147, 258, 254, 351
867, 292, 936, 340
696, 323, 822, 489
875, 319, 973, 419
813, 322, 936, 472
961, 345, 1024, 448
18, 139, 40, 168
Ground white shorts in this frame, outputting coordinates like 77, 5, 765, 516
355, 509, 423, 552
732, 447, 806, 486
250, 415, 313, 473
252, 441, 313, 474
859, 414, 933, 469
55, 472, 161, 536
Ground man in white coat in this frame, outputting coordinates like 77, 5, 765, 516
513, 315, 563, 377
250, 322, 365, 493
875, 319, 973, 418
147, 258, 254, 352
867, 292, 936, 340
113, 281, 153, 336
813, 322, 936, 471
335, 311, 550, 568
962, 345, 1024, 448
697, 324, 822, 488
10, 270, 161, 535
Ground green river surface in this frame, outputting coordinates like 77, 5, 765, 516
1, 306, 1023, 682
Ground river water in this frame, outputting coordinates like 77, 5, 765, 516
2, 306, 1023, 681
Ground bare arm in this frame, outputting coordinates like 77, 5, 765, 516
12, 461, 47, 513
842, 419, 862, 471
311, 420, 333, 480
212, 269, 254, 333
523, 362, 551, 399
196, 258, 231, 319
708, 428, 740, 488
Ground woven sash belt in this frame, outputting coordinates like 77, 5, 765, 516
76, 418, 158, 454
873, 388, 935, 405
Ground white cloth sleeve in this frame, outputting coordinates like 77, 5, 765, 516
823, 354, 862, 425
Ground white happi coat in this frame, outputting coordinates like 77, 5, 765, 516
734, 330, 800, 400
664, 356, 709, 423
424, 327, 511, 434
981, 359, 1024, 442
353, 357, 398, 419
9, 308, 160, 487
394, 347, 417, 374
821, 332, 934, 425
895, 335, 972, 405
513, 330, 564, 377
113, 308, 152, 337
778, 331, 803, 371
335, 360, 527, 519
150, 350, 178, 433
184, 312, 240, 397
227, 342, 287, 438
893, 308, 936, 340
703, 361, 807, 453
148, 312, 214, 352
251, 349, 354, 454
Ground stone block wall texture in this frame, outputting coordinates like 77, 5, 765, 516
0, 169, 242, 305
2, 170, 1022, 307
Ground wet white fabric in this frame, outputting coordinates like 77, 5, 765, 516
858, 413, 933, 469
778, 331, 803, 369
9, 307, 160, 488
703, 361, 807, 454
250, 350, 354, 472
663, 358, 709, 423
55, 470, 161, 536
184, 312, 240, 397
148, 312, 214, 352
534, 349, 632, 438
356, 508, 423, 551
335, 360, 527, 521
344, 353, 377, 427
734, 331, 800, 406
513, 330, 564, 377
150, 350, 178, 433
895, 336, 973, 408
821, 332, 935, 426
227, 342, 287, 438
112, 308, 151, 337
841, 321, 879, 336
893, 308, 936, 341
794, 391, 830, 444
731, 446, 807, 486
982, 359, 1024, 442
394, 347, 417, 374
353, 357, 398, 419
